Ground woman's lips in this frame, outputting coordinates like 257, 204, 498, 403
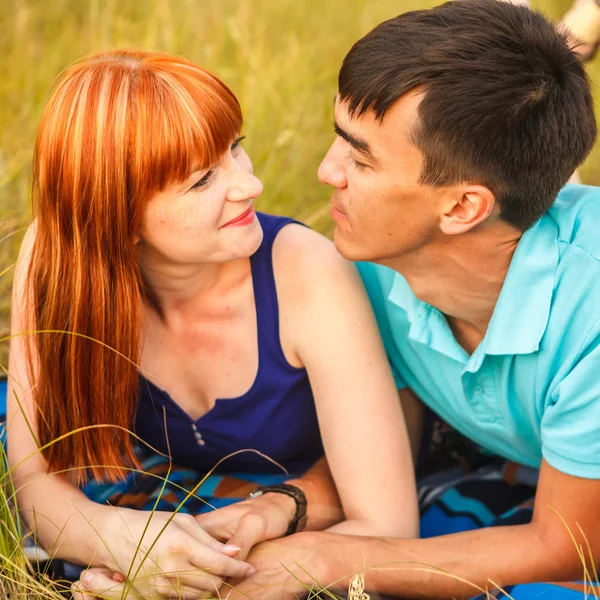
222, 206, 255, 227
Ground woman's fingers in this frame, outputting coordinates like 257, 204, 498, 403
71, 582, 96, 600
71, 569, 136, 600
173, 513, 246, 564
75, 567, 217, 600
225, 513, 267, 561
194, 511, 239, 549
155, 563, 223, 593
173, 513, 240, 556
186, 542, 255, 580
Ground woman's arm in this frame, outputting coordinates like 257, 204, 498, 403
6, 225, 253, 595
196, 224, 418, 558
274, 225, 419, 539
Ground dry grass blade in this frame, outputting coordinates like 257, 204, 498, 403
348, 574, 370, 600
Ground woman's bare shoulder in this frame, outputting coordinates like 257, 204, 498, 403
271, 220, 361, 307
272, 221, 350, 276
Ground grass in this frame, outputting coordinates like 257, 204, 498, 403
0, 440, 67, 599
1, 0, 600, 367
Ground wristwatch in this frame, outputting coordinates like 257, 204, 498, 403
246, 483, 307, 536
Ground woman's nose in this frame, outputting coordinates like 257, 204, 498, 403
227, 170, 264, 202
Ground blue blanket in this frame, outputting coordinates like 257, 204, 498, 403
0, 377, 6, 417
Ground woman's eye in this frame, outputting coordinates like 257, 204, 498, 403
231, 136, 245, 151
188, 137, 245, 192
190, 170, 214, 191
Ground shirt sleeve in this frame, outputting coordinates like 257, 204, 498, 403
355, 262, 407, 390
541, 322, 600, 479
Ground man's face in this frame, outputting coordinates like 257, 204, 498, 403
318, 91, 448, 263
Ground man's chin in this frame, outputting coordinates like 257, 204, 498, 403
332, 228, 370, 263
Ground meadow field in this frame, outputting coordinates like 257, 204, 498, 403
0, 0, 596, 367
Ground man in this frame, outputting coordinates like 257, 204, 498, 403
231, 1, 600, 598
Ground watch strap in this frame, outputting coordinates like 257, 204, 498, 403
246, 483, 307, 536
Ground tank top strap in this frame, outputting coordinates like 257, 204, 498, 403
251, 212, 303, 369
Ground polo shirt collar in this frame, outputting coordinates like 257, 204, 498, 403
483, 214, 558, 356
388, 274, 469, 364
386, 213, 558, 363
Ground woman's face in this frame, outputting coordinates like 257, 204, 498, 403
136, 137, 264, 266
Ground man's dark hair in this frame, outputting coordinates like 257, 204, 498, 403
338, 0, 597, 230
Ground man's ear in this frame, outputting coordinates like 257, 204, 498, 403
439, 186, 496, 235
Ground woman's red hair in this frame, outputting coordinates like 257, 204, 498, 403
27, 50, 242, 483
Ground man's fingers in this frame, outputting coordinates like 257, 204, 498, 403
224, 576, 278, 600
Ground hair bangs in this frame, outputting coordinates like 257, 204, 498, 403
129, 58, 243, 199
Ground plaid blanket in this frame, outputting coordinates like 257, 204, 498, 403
81, 448, 292, 513
1, 378, 598, 598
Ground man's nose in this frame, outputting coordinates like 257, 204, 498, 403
318, 140, 347, 189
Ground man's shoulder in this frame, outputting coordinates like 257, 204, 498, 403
356, 261, 402, 303
548, 184, 600, 263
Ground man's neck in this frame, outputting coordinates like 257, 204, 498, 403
380, 222, 522, 351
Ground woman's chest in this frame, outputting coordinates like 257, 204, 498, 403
140, 310, 258, 420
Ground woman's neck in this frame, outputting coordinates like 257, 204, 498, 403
138, 249, 251, 318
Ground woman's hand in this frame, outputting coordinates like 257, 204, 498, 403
72, 508, 255, 599
195, 495, 296, 560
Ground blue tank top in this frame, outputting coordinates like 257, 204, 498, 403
135, 213, 324, 475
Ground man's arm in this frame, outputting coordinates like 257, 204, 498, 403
397, 387, 425, 465
233, 459, 600, 599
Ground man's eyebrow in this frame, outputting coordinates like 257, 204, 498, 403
333, 121, 376, 161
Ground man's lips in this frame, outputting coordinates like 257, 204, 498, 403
222, 206, 255, 227
330, 199, 347, 219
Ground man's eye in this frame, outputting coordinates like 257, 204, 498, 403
190, 170, 214, 191
345, 152, 367, 171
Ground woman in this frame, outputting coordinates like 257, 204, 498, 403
6, 50, 417, 599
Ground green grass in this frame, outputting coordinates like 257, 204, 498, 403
1, 0, 598, 367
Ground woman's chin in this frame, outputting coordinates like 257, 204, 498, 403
225, 221, 264, 260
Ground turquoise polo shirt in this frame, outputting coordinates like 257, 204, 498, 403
358, 184, 600, 479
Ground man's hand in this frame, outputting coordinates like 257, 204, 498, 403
226, 532, 344, 600
228, 459, 600, 599
195, 495, 297, 561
